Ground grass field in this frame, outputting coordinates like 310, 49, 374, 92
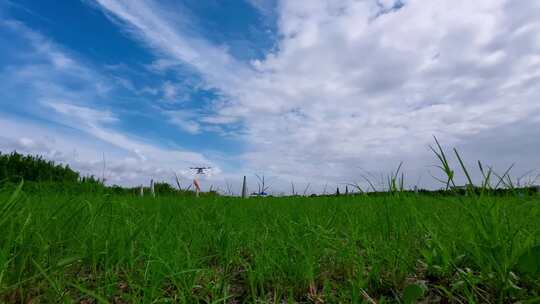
1, 182, 540, 303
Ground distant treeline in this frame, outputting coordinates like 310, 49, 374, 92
324, 187, 540, 197
0, 151, 83, 183
0, 151, 107, 195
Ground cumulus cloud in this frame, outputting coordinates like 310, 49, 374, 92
89, 0, 540, 191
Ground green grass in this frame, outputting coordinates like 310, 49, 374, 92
1, 183, 539, 303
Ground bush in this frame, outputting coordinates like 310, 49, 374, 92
0, 151, 79, 183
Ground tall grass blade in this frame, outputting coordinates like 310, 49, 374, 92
454, 148, 474, 190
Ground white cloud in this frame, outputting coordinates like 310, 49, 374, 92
90, 0, 540, 191
246, 0, 277, 17
45, 101, 118, 124
159, 80, 195, 103
165, 110, 201, 134
162, 81, 179, 100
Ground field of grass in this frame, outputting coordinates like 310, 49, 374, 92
1, 182, 540, 303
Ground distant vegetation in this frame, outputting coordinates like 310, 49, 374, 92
0, 151, 215, 197
0, 152, 80, 183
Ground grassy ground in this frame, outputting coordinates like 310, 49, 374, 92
1, 184, 539, 303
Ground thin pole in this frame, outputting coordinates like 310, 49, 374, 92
241, 176, 247, 198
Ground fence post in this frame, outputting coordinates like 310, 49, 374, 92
150, 179, 155, 198
139, 185, 144, 197
241, 176, 247, 198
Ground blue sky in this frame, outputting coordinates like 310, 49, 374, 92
1, 0, 271, 153
1, 0, 540, 193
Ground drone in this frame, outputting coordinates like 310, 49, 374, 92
189, 167, 212, 174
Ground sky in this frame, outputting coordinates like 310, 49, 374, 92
1, 0, 540, 194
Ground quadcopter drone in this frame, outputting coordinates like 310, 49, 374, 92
189, 167, 212, 174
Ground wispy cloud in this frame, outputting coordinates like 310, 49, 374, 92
91, 0, 252, 88
165, 110, 201, 134
45, 101, 118, 124
246, 0, 278, 17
